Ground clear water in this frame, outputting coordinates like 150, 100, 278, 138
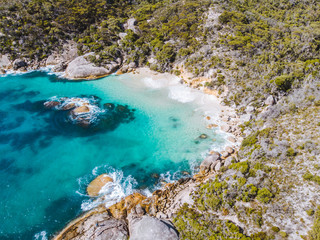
0, 70, 227, 239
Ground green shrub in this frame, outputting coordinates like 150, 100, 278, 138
309, 206, 320, 240
279, 231, 288, 237
241, 132, 259, 148
286, 148, 296, 157
257, 188, 273, 204
303, 171, 320, 185
273, 75, 294, 91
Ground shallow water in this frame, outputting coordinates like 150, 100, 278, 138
0, 70, 227, 239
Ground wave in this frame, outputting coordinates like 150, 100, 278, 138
46, 96, 105, 124
77, 166, 138, 211
33, 231, 47, 240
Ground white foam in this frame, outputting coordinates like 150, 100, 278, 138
44, 96, 106, 124
142, 76, 178, 89
34, 231, 47, 240
168, 85, 197, 103
80, 167, 137, 211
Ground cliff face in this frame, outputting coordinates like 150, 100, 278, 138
1, 0, 320, 239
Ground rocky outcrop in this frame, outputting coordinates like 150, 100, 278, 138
129, 216, 179, 240
86, 174, 113, 197
265, 95, 276, 105
0, 54, 11, 70
109, 193, 149, 219
65, 53, 110, 79
13, 59, 27, 70
200, 153, 220, 174
46, 41, 78, 71
53, 207, 128, 240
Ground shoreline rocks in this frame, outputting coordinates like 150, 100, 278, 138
87, 174, 113, 197
129, 216, 179, 240
65, 53, 111, 80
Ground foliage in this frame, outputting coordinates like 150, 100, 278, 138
309, 206, 320, 240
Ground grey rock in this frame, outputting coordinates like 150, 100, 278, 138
200, 153, 220, 173
220, 125, 231, 132
225, 146, 234, 154
224, 156, 234, 167
221, 151, 229, 158
222, 116, 230, 122
65, 53, 110, 79
52, 62, 67, 72
46, 54, 59, 66
125, 18, 139, 34
227, 136, 237, 143
265, 95, 275, 105
245, 105, 255, 114
13, 59, 27, 70
129, 216, 179, 240
46, 41, 78, 67
54, 210, 128, 240
119, 32, 128, 39
214, 161, 222, 171
221, 169, 244, 180
240, 114, 252, 122
0, 54, 11, 69
129, 62, 137, 69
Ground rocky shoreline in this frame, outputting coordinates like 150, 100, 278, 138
1, 50, 245, 239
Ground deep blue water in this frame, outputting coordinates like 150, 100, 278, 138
0, 70, 227, 239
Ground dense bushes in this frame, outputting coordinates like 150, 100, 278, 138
309, 206, 320, 240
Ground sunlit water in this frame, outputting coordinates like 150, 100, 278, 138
0, 70, 227, 239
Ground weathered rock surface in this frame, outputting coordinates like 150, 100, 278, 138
0, 54, 11, 69
227, 136, 237, 143
13, 59, 27, 70
220, 125, 231, 132
65, 53, 110, 79
86, 174, 113, 197
53, 207, 128, 240
109, 193, 148, 219
46, 41, 78, 67
200, 153, 220, 173
125, 18, 139, 34
265, 95, 276, 105
129, 216, 179, 240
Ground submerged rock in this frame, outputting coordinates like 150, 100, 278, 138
199, 134, 208, 139
43, 96, 135, 133
71, 106, 90, 115
129, 216, 179, 240
87, 174, 113, 197
44, 101, 60, 109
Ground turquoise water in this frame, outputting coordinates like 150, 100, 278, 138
0, 70, 226, 239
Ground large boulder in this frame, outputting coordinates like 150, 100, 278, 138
265, 95, 276, 105
53, 207, 128, 240
129, 216, 179, 240
86, 174, 113, 197
65, 53, 110, 79
200, 153, 220, 173
46, 41, 78, 67
0, 54, 11, 69
13, 59, 27, 70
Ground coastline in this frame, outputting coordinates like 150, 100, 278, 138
55, 68, 243, 238
1, 61, 244, 240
